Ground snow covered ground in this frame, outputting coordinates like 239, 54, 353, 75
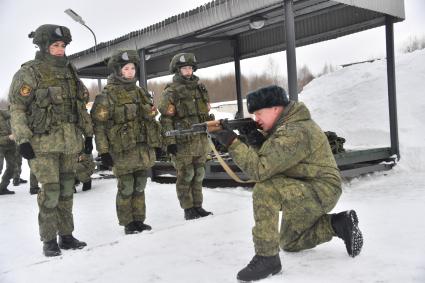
1, 49, 425, 282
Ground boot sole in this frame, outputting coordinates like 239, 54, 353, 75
347, 210, 363, 257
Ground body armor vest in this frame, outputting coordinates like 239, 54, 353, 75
24, 60, 85, 134
166, 82, 210, 131
103, 84, 161, 153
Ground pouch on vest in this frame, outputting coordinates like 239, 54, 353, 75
30, 89, 53, 133
48, 87, 64, 105
145, 120, 162, 148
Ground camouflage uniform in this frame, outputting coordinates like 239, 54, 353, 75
8, 25, 93, 243
91, 50, 160, 229
228, 101, 342, 256
0, 110, 17, 193
158, 53, 212, 213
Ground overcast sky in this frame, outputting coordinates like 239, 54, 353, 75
1, 0, 424, 99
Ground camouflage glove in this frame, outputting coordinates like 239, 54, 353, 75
100, 153, 114, 168
84, 137, 93, 154
167, 144, 178, 155
210, 129, 237, 148
19, 142, 35, 160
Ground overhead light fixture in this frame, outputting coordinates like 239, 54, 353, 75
64, 9, 85, 25
249, 16, 266, 30
145, 54, 151, 61
64, 8, 97, 50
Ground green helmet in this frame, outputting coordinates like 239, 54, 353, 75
107, 49, 140, 75
169, 52, 198, 73
28, 24, 72, 51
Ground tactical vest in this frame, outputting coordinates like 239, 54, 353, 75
103, 84, 161, 153
166, 82, 210, 131
24, 60, 86, 134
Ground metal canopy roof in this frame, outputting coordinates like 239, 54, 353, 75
69, 0, 405, 80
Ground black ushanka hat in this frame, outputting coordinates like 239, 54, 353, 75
246, 85, 290, 114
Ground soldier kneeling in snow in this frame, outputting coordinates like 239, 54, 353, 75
210, 85, 363, 282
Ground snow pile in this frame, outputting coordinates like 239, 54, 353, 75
301, 49, 425, 171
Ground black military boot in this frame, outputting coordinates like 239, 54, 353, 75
13, 178, 27, 186
134, 221, 152, 232
82, 180, 92, 191
58, 235, 87, 250
194, 207, 213, 217
331, 210, 363, 257
0, 188, 15, 195
184, 207, 201, 220
43, 239, 62, 257
124, 222, 139, 234
237, 254, 282, 282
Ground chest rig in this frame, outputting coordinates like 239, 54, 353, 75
26, 60, 85, 134
167, 82, 210, 131
104, 84, 161, 153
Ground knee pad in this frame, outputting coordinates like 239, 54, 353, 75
118, 175, 135, 198
39, 183, 60, 209
180, 166, 195, 183
193, 165, 205, 182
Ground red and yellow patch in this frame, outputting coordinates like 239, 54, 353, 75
19, 85, 32, 97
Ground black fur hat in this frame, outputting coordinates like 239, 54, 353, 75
246, 85, 289, 114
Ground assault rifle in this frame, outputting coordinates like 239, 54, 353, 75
164, 118, 257, 137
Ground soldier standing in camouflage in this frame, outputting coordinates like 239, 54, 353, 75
211, 85, 363, 282
8, 24, 93, 257
91, 50, 160, 234
0, 109, 16, 195
158, 53, 213, 220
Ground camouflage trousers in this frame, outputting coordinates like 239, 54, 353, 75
13, 152, 38, 188
13, 147, 22, 180
116, 170, 148, 226
172, 155, 207, 209
29, 152, 78, 242
252, 177, 341, 256
0, 145, 17, 191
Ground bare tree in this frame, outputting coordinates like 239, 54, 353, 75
297, 64, 315, 92
401, 35, 425, 53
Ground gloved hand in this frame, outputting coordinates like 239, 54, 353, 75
19, 142, 35, 160
167, 144, 178, 155
84, 137, 93, 154
210, 129, 237, 148
100, 153, 114, 168
239, 128, 266, 147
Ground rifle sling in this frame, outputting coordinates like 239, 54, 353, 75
208, 138, 254, 184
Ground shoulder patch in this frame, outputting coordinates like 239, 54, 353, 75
94, 105, 109, 121
19, 84, 32, 97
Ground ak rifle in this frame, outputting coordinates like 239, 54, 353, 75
164, 118, 257, 137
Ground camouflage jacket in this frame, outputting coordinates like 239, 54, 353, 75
158, 74, 211, 156
0, 110, 15, 146
91, 75, 160, 174
8, 52, 93, 154
229, 101, 341, 193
